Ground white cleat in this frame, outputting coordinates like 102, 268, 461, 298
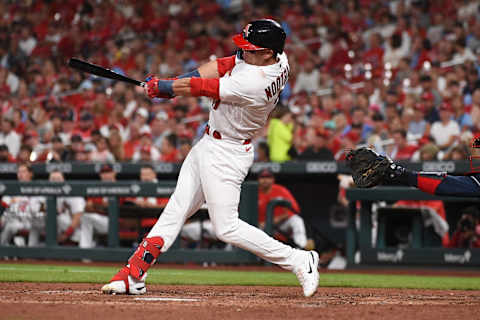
101, 268, 147, 295
293, 250, 320, 297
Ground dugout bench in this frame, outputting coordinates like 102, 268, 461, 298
346, 187, 480, 266
0, 181, 259, 264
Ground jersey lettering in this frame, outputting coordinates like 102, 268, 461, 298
264, 65, 290, 100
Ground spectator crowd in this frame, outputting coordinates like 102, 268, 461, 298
0, 0, 479, 165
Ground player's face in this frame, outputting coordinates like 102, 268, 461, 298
100, 171, 116, 182
258, 176, 274, 191
17, 166, 32, 182
140, 168, 156, 182
243, 49, 274, 65
49, 172, 64, 182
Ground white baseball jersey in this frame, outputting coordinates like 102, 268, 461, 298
210, 52, 290, 140
57, 197, 86, 216
2, 196, 45, 222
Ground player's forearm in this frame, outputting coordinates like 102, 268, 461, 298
172, 78, 219, 99
71, 212, 82, 229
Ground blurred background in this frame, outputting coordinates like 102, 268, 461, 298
0, 0, 479, 268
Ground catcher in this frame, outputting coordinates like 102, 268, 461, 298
346, 137, 480, 197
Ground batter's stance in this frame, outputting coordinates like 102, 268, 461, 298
102, 19, 320, 297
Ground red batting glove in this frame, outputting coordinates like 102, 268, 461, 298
144, 75, 175, 99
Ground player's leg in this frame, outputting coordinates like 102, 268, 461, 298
200, 140, 319, 296
0, 219, 24, 245
79, 213, 108, 248
278, 215, 308, 249
102, 139, 206, 294
27, 226, 40, 247
57, 213, 71, 236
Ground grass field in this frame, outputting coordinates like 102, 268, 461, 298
0, 263, 479, 290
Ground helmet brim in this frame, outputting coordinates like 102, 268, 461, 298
232, 34, 265, 51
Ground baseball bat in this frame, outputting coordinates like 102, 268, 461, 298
68, 58, 145, 87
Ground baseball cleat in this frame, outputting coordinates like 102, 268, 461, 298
101, 266, 146, 295
293, 250, 319, 297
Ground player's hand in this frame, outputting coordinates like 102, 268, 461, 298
144, 75, 174, 99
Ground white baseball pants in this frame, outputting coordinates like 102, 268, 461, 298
79, 213, 108, 248
148, 135, 299, 270
181, 215, 307, 249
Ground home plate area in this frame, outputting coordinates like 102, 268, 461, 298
1, 283, 479, 320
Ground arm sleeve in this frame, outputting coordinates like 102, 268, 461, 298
217, 56, 236, 77
189, 77, 220, 99
417, 173, 480, 197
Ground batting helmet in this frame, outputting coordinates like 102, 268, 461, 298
233, 19, 286, 55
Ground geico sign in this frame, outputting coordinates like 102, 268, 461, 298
154, 163, 174, 173
422, 162, 455, 172
306, 162, 338, 173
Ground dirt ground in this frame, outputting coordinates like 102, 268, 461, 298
1, 262, 480, 320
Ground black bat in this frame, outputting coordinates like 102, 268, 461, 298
68, 58, 144, 87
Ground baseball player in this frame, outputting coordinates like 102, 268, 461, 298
0, 163, 45, 246
346, 138, 480, 197
79, 164, 125, 248
257, 168, 308, 249
102, 19, 320, 297
49, 170, 85, 245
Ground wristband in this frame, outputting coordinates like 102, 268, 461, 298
157, 79, 175, 97
178, 69, 200, 79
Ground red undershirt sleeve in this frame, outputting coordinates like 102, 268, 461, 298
189, 77, 220, 100
217, 55, 236, 77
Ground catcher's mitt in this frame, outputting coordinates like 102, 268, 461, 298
346, 148, 392, 188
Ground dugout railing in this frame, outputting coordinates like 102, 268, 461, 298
0, 181, 259, 264
346, 187, 480, 267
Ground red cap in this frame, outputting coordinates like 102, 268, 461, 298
100, 164, 114, 173
421, 91, 434, 101
439, 102, 453, 112
258, 168, 274, 178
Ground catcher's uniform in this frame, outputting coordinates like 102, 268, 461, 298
148, 52, 301, 269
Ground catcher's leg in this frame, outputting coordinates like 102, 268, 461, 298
102, 140, 206, 295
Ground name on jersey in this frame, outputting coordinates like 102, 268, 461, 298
265, 66, 290, 100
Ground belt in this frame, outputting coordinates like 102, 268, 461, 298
205, 124, 251, 145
